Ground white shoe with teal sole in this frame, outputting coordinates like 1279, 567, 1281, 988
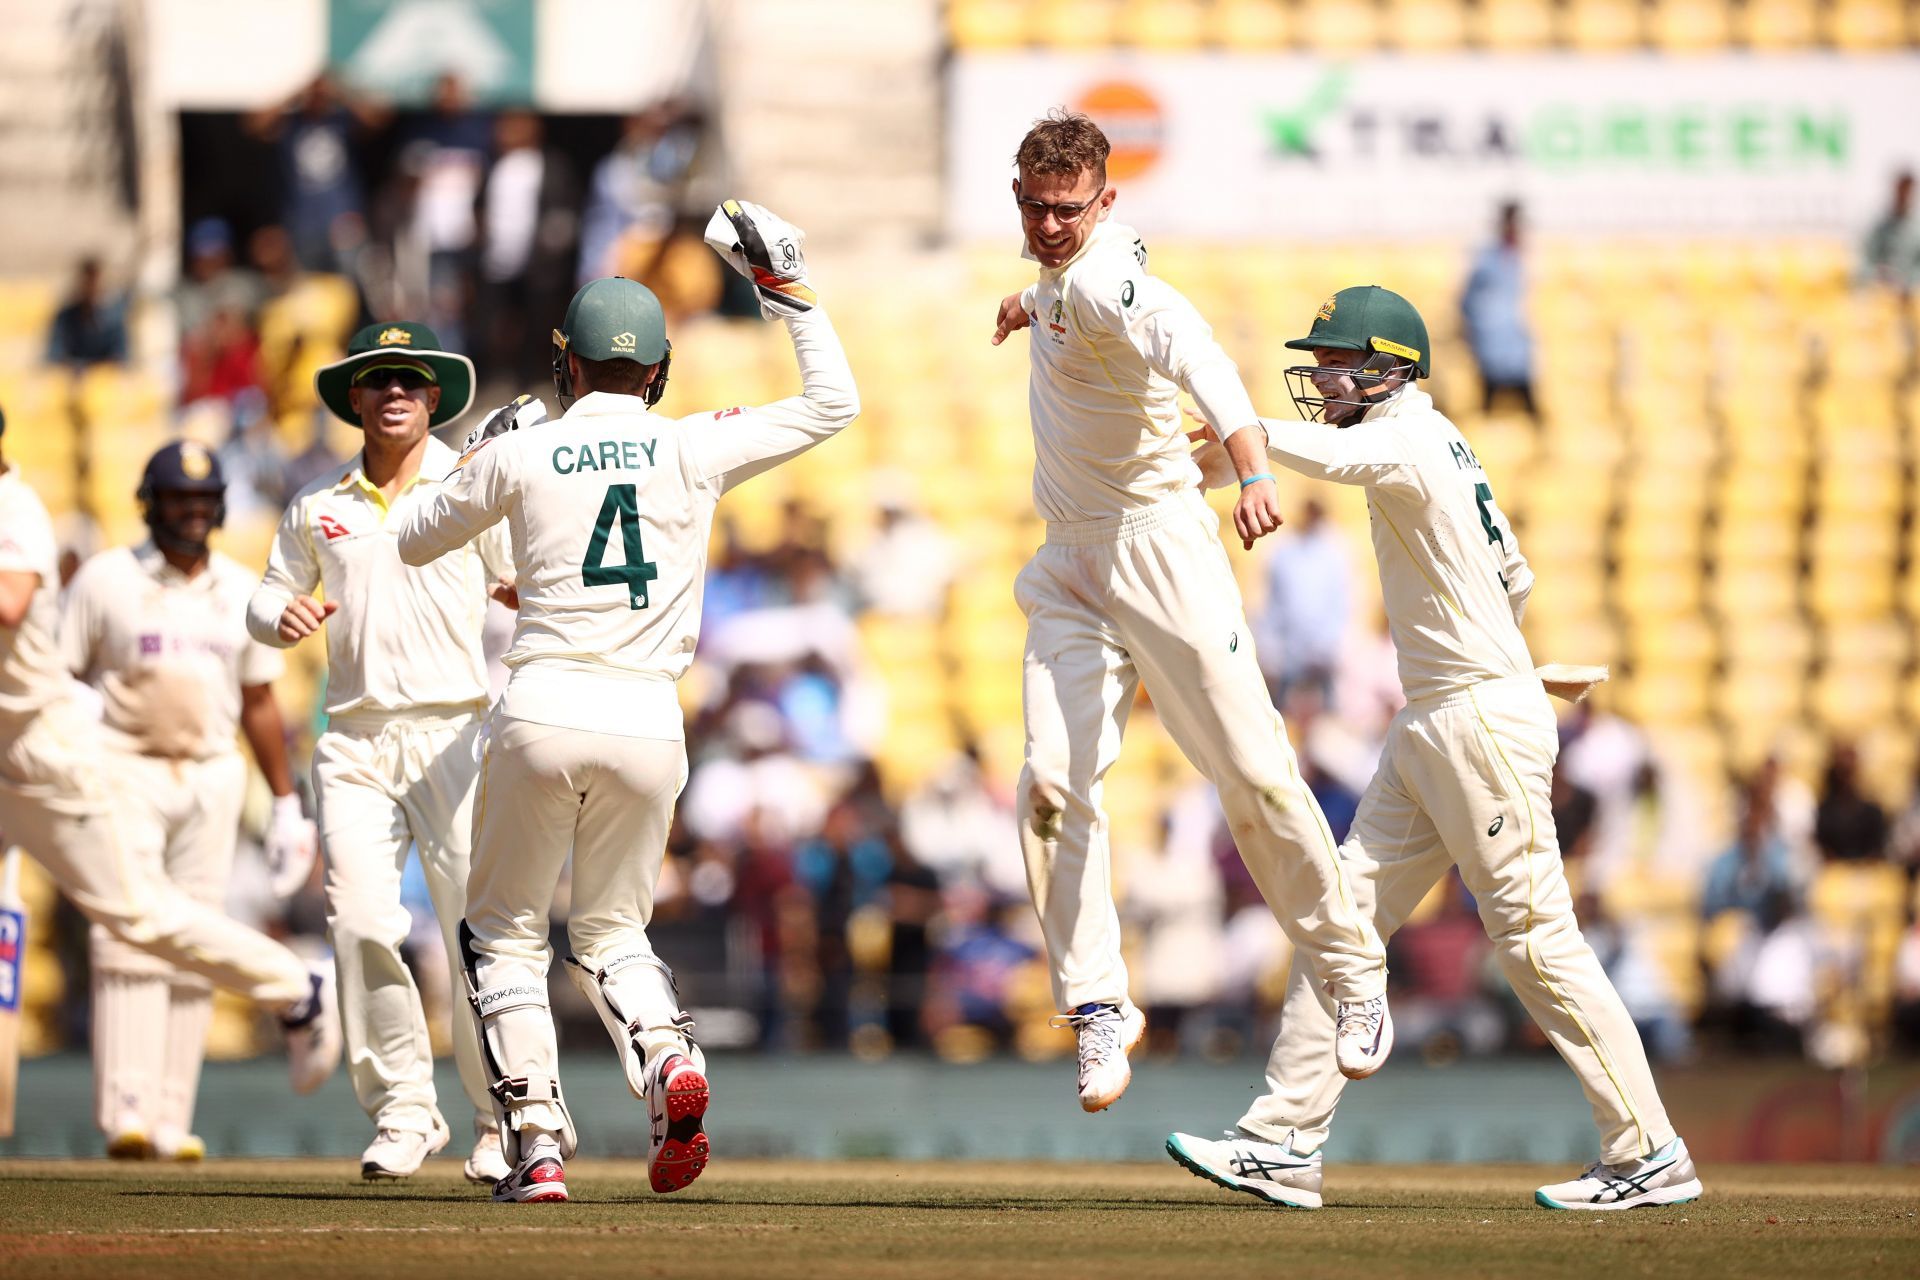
1166, 1130, 1323, 1209
1535, 1136, 1704, 1211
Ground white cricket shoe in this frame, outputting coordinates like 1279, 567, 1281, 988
153, 1128, 205, 1162
1334, 992, 1394, 1080
1165, 1129, 1324, 1209
104, 1114, 154, 1161
493, 1138, 569, 1204
282, 966, 342, 1095
464, 1120, 512, 1185
361, 1116, 450, 1181
646, 1050, 711, 1194
1051, 1002, 1147, 1113
1535, 1136, 1704, 1211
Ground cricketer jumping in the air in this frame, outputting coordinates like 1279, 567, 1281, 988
248, 320, 520, 1186
1165, 285, 1701, 1213
394, 200, 857, 1204
991, 111, 1390, 1115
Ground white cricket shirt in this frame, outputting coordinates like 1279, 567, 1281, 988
1019, 220, 1259, 523
246, 436, 513, 718
0, 467, 70, 725
63, 542, 284, 759
395, 307, 858, 739
1262, 387, 1536, 702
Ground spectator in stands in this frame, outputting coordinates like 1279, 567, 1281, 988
1126, 784, 1226, 1054
578, 103, 700, 284
178, 304, 262, 407
1859, 169, 1918, 295
1460, 200, 1537, 421
851, 489, 958, 618
883, 831, 940, 1049
45, 257, 128, 367
398, 74, 492, 354
174, 219, 266, 340
900, 745, 1024, 897
1814, 741, 1889, 863
249, 73, 383, 272
1702, 781, 1800, 921
1883, 755, 1920, 880
475, 109, 579, 389
1251, 497, 1349, 710
1385, 875, 1505, 1060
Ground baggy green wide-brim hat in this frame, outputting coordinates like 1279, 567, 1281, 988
314, 320, 477, 428
1284, 284, 1431, 378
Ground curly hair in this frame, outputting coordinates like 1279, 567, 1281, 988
1014, 109, 1110, 186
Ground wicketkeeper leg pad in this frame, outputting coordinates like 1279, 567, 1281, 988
458, 922, 575, 1162
565, 951, 703, 1100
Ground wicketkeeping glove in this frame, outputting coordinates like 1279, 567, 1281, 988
461, 393, 549, 456
265, 793, 319, 898
704, 199, 816, 319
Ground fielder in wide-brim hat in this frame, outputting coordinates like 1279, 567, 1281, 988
314, 321, 476, 429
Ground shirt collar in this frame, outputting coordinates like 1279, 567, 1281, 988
1362, 385, 1431, 424
563, 391, 651, 420
336, 436, 454, 509
133, 539, 209, 586
1029, 218, 1129, 278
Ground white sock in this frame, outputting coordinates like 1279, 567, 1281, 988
523, 1127, 562, 1161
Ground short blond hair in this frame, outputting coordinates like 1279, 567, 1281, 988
1014, 109, 1110, 186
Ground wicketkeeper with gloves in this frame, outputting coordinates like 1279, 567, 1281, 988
246, 321, 518, 1184
393, 200, 858, 1203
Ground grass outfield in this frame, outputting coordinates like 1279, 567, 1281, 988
3, 1159, 1916, 1278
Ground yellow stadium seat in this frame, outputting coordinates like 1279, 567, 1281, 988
1384, 0, 1468, 47
1030, 0, 1122, 48
1294, 0, 1384, 52
1612, 668, 1711, 725
1469, 0, 1556, 47
1648, 0, 1733, 48
1824, 0, 1908, 48
1629, 616, 1717, 670
1720, 614, 1812, 669
1737, 0, 1818, 46
1707, 564, 1798, 618
948, 0, 1031, 47
1207, 0, 1295, 46
1118, 0, 1208, 46
1614, 561, 1705, 619
1807, 557, 1894, 620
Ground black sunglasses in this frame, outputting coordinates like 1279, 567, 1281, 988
354, 366, 436, 392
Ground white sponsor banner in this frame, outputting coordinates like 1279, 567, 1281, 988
951, 54, 1920, 239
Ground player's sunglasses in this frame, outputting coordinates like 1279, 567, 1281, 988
353, 365, 437, 392
1015, 196, 1096, 224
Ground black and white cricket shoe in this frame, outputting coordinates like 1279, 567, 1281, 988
492, 1149, 570, 1204
1166, 1129, 1324, 1209
1535, 1136, 1703, 1210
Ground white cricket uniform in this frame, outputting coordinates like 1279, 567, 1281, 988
62, 541, 286, 1137
395, 306, 857, 1140
246, 436, 511, 1140
0, 470, 311, 1008
1013, 221, 1386, 1013
1243, 386, 1675, 1164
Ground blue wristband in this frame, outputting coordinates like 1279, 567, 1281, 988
1239, 472, 1275, 489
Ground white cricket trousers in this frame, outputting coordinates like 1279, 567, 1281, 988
87, 750, 247, 1136
1240, 675, 1676, 1165
0, 696, 310, 1005
313, 706, 490, 1137
461, 714, 687, 1139
1015, 490, 1386, 1013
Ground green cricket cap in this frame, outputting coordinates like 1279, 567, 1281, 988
1284, 285, 1431, 378
555, 277, 669, 365
314, 321, 476, 428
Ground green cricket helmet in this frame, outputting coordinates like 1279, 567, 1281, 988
1283, 285, 1429, 424
551, 276, 672, 409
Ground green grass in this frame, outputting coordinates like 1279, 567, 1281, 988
3, 1159, 1916, 1278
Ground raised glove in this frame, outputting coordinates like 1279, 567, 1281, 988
704, 199, 815, 319
265, 793, 319, 898
461, 393, 549, 456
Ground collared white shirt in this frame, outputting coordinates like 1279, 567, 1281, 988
1262, 388, 1537, 702
247, 435, 513, 718
1018, 220, 1260, 523
0, 467, 69, 725
63, 541, 283, 759
395, 307, 858, 739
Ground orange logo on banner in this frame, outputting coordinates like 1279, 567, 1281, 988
1074, 81, 1164, 182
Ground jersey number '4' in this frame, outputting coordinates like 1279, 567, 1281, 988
582, 483, 658, 609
